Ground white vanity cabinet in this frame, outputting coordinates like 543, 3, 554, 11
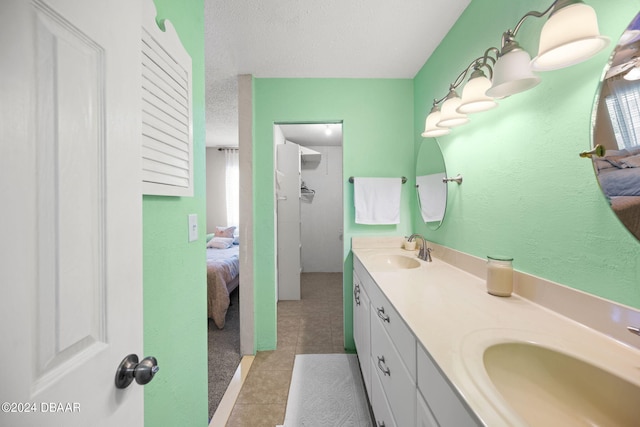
370, 305, 416, 427
353, 253, 481, 427
417, 344, 478, 427
354, 256, 416, 427
416, 390, 439, 427
352, 268, 371, 395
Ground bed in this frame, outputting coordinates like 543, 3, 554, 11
594, 149, 640, 239
206, 231, 240, 329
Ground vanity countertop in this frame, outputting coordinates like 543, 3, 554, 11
352, 243, 640, 426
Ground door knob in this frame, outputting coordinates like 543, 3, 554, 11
115, 354, 159, 389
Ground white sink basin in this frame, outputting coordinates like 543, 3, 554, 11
483, 342, 640, 426
367, 254, 420, 271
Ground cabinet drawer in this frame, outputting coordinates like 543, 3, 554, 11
371, 312, 416, 427
370, 360, 397, 427
367, 277, 416, 379
417, 344, 480, 427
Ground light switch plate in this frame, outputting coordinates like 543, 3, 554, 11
188, 214, 198, 242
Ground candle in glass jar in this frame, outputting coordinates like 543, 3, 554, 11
486, 256, 514, 297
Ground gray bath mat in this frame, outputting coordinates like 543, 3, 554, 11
284, 354, 373, 427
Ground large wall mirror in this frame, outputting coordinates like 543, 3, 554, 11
416, 138, 447, 230
591, 12, 640, 241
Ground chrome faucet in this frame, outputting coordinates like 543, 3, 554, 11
408, 234, 432, 262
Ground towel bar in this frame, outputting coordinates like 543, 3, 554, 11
442, 174, 463, 185
349, 176, 407, 184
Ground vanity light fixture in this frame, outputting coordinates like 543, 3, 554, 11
458, 66, 499, 114
422, 104, 451, 138
437, 88, 470, 128
422, 0, 608, 139
486, 38, 541, 98
531, 0, 610, 71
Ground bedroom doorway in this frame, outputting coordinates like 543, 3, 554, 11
204, 147, 241, 421
275, 122, 344, 348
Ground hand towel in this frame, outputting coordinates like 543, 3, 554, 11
416, 173, 446, 222
354, 177, 402, 224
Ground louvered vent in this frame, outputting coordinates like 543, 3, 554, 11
141, 8, 193, 196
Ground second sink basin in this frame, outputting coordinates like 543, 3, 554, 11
367, 254, 420, 271
483, 342, 640, 426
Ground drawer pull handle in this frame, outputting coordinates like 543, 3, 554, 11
376, 306, 390, 323
377, 355, 391, 376
353, 284, 361, 306
377, 422, 386, 427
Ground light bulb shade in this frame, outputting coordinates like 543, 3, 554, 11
531, 3, 610, 71
437, 95, 469, 128
486, 49, 541, 98
421, 111, 450, 137
457, 75, 498, 114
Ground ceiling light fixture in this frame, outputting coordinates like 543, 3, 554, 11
422, 0, 609, 139
324, 125, 332, 136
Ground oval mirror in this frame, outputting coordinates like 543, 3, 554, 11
591, 12, 640, 241
415, 138, 447, 230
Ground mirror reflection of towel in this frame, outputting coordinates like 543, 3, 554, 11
416, 173, 446, 222
354, 177, 401, 224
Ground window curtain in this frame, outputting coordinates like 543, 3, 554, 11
606, 76, 640, 150
223, 148, 239, 227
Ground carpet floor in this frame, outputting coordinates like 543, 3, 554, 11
283, 354, 373, 427
208, 287, 241, 421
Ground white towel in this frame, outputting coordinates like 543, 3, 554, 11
416, 173, 446, 222
354, 177, 402, 224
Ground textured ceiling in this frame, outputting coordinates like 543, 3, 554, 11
204, 0, 471, 147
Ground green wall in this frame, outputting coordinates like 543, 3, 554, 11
144, 0, 208, 426
253, 79, 414, 350
413, 0, 640, 308
252, 1, 640, 352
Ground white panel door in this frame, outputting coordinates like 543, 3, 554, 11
0, 0, 144, 425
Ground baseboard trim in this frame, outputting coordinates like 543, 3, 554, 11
209, 355, 255, 427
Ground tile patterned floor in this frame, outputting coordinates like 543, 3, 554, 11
226, 272, 345, 426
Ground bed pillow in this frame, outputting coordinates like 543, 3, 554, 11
621, 154, 640, 168
214, 226, 236, 238
207, 237, 234, 249
594, 158, 617, 172
206, 233, 215, 243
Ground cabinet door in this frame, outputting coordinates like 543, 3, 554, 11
276, 143, 301, 300
417, 345, 479, 427
353, 270, 371, 395
417, 391, 439, 427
